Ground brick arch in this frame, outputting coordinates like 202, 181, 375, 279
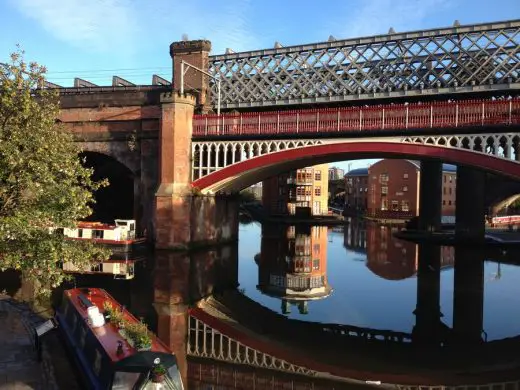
77, 141, 139, 175
192, 142, 520, 193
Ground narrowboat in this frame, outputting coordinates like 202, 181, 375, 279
55, 288, 184, 389
63, 219, 147, 253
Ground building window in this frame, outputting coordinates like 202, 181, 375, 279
306, 172, 313, 180
444, 176, 447, 183
381, 198, 388, 210
315, 187, 321, 196
391, 200, 399, 211
403, 173, 408, 179
443, 187, 446, 195
313, 244, 320, 254
443, 200, 446, 205
449, 187, 452, 195
449, 200, 452, 205
315, 172, 321, 181
381, 186, 388, 194
313, 259, 320, 270
449, 176, 453, 183
403, 186, 408, 192
401, 200, 409, 211
380, 173, 389, 183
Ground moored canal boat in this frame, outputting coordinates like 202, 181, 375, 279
55, 288, 184, 389
63, 219, 147, 253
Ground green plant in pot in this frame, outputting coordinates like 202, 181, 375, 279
151, 364, 167, 383
125, 321, 151, 350
134, 333, 152, 351
103, 302, 124, 327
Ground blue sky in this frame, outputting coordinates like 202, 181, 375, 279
1, 0, 518, 172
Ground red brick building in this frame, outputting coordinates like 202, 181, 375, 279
345, 160, 457, 219
344, 168, 369, 214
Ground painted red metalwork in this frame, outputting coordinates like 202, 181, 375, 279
193, 99, 520, 137
192, 142, 520, 191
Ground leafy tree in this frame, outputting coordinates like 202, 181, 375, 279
0, 48, 109, 295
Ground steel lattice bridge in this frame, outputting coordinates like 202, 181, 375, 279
208, 20, 519, 108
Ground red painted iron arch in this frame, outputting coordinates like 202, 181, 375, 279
192, 141, 520, 193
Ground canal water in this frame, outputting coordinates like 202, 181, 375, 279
2, 219, 520, 388
237, 220, 520, 341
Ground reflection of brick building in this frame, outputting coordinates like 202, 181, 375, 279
257, 225, 332, 314
344, 221, 455, 280
365, 223, 418, 280
344, 168, 369, 213
263, 164, 329, 217
363, 160, 457, 219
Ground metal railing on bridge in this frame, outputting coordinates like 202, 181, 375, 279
193, 98, 520, 137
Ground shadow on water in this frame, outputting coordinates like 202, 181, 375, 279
3, 219, 520, 387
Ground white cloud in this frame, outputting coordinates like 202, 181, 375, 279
342, 0, 451, 38
9, 0, 138, 53
141, 0, 259, 55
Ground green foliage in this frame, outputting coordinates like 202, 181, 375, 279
152, 364, 167, 375
0, 47, 110, 295
103, 301, 124, 325
124, 320, 152, 350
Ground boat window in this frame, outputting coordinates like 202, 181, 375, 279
78, 229, 83, 238
112, 371, 140, 389
93, 230, 104, 239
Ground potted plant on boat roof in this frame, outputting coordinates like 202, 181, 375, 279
150, 363, 167, 383
103, 302, 125, 329
125, 321, 152, 351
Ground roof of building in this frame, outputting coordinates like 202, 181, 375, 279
345, 168, 369, 176
346, 160, 457, 176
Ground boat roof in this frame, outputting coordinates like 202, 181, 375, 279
63, 288, 174, 367
77, 221, 120, 230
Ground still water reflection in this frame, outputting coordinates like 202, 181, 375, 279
239, 220, 520, 341
2, 219, 520, 388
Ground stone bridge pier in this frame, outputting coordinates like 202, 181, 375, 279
154, 92, 239, 250
417, 160, 487, 240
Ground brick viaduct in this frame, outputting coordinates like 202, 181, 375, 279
57, 39, 520, 249
58, 40, 239, 250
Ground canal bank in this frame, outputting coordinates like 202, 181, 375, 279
0, 294, 59, 389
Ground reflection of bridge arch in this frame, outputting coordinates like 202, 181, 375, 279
192, 139, 520, 193
188, 295, 520, 386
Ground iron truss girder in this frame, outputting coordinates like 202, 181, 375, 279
208, 20, 520, 108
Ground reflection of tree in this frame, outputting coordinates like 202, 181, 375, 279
257, 224, 332, 314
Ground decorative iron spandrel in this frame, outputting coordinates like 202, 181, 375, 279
208, 20, 520, 108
